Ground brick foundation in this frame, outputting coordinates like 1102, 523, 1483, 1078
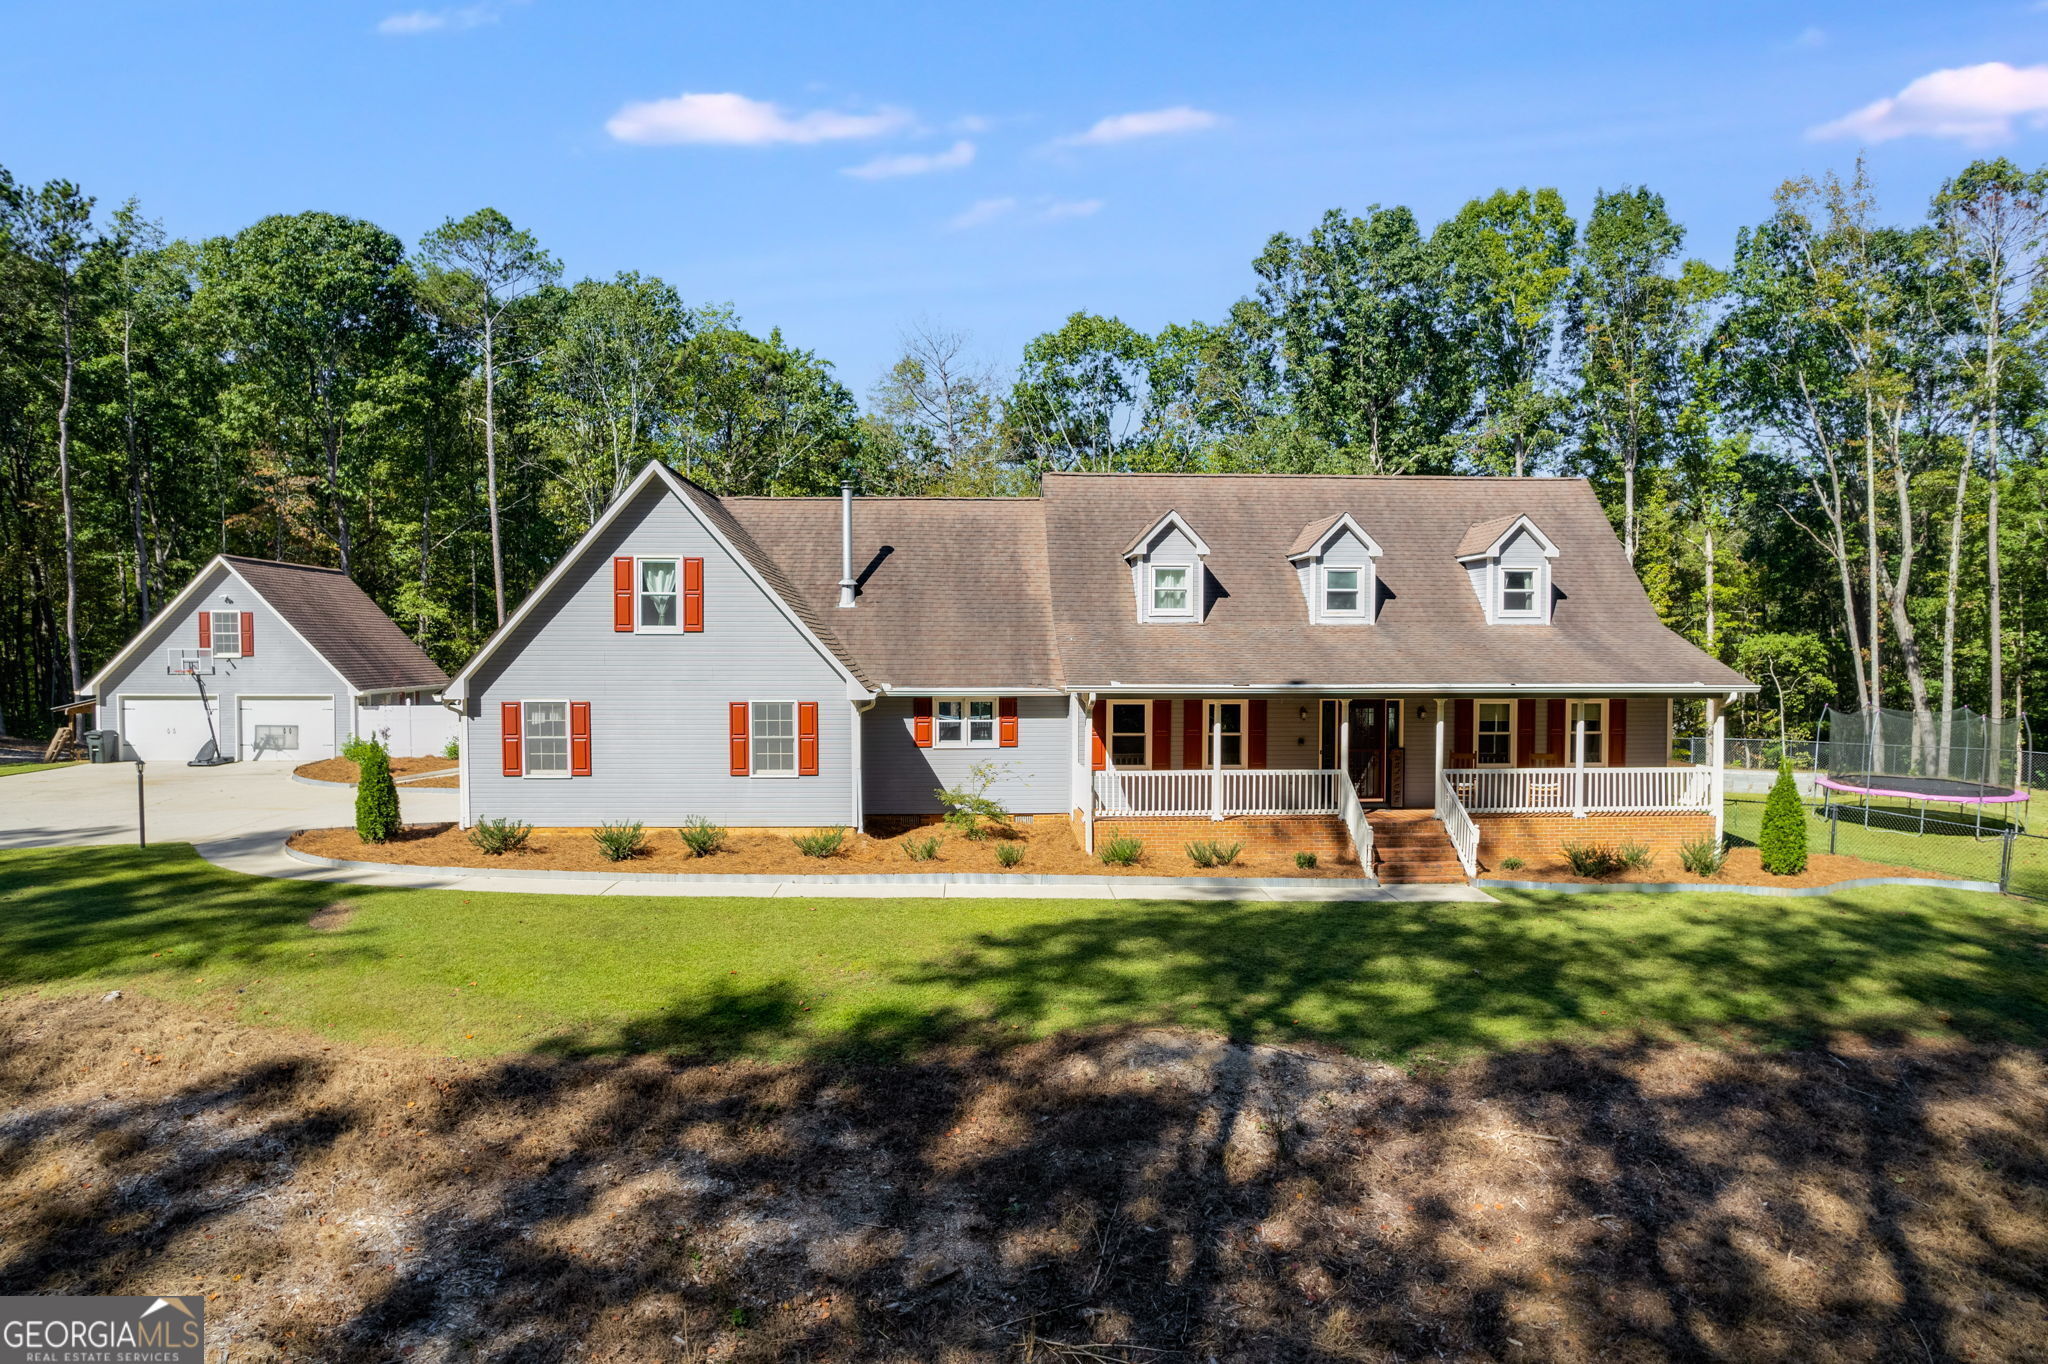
1071, 813, 1359, 863
1475, 812, 1714, 867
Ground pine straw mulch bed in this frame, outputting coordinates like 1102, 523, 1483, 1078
1489, 845, 1968, 889
288, 819, 1368, 879
3, 991, 2046, 1362
294, 757, 458, 786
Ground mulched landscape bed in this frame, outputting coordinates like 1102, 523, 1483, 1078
2, 989, 2044, 1362
294, 756, 458, 785
1489, 844, 1968, 888
289, 818, 1369, 878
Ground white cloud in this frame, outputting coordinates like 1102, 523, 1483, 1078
1788, 25, 1826, 50
1038, 198, 1103, 221
843, 140, 976, 180
1054, 105, 1222, 147
606, 92, 912, 146
947, 197, 1018, 230
376, 3, 500, 35
1810, 61, 2048, 144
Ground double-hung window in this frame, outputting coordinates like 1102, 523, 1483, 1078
523, 701, 570, 777
1149, 564, 1192, 617
1322, 566, 1364, 617
1476, 701, 1513, 766
1108, 702, 1149, 768
935, 698, 997, 747
1567, 700, 1606, 765
638, 558, 680, 630
751, 701, 797, 776
1500, 567, 1539, 617
209, 611, 243, 658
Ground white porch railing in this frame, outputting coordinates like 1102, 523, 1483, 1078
1439, 765, 1714, 815
1435, 774, 1480, 878
1092, 768, 1344, 818
1336, 772, 1374, 879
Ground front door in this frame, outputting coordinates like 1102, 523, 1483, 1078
1349, 699, 1388, 802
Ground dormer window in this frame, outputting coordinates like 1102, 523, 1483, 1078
1322, 566, 1364, 616
1456, 514, 1559, 625
1288, 513, 1382, 625
1500, 568, 1538, 617
1150, 564, 1192, 616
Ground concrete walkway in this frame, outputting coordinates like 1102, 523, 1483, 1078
0, 762, 1495, 902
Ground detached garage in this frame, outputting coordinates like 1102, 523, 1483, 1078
81, 555, 451, 764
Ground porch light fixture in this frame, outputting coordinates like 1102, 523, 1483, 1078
1299, 706, 1309, 721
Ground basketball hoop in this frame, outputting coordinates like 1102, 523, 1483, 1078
165, 647, 215, 676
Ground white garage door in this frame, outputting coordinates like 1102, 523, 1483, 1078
119, 696, 221, 763
237, 697, 336, 762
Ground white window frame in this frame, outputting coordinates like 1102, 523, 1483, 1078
1204, 699, 1247, 770
1320, 564, 1367, 619
1106, 700, 1152, 770
209, 610, 244, 658
635, 554, 683, 634
1567, 699, 1608, 767
933, 697, 998, 749
1497, 565, 1542, 619
750, 699, 799, 778
521, 699, 572, 780
1148, 563, 1195, 618
1475, 700, 1515, 768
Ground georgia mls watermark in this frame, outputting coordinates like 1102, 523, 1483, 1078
0, 1296, 203, 1364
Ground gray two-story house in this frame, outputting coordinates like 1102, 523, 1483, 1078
444, 461, 1754, 883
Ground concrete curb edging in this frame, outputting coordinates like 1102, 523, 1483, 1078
291, 771, 459, 790
290, 773, 353, 789
279, 840, 1387, 892
1474, 874, 2003, 897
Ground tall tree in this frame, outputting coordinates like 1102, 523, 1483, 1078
417, 208, 560, 624
870, 319, 1004, 491
1004, 312, 1158, 471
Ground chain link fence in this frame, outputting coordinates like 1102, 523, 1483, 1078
1675, 735, 2048, 786
1721, 787, 2045, 898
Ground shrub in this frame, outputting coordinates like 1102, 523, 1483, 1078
1186, 839, 1243, 868
935, 760, 1014, 842
1295, 850, 1318, 870
1678, 836, 1727, 876
1561, 842, 1623, 877
353, 743, 400, 843
1099, 835, 1143, 866
1617, 841, 1654, 871
903, 834, 941, 862
1499, 856, 1525, 872
1759, 759, 1809, 876
792, 827, 847, 858
592, 821, 646, 862
342, 733, 384, 767
442, 737, 461, 760
995, 842, 1025, 868
677, 816, 729, 858
468, 817, 532, 855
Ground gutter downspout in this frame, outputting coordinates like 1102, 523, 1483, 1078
851, 685, 883, 830
1076, 692, 1096, 855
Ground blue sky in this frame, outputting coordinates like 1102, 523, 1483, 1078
6, 2, 2048, 395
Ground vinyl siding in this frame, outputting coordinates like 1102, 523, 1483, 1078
93, 564, 354, 760
1404, 694, 1675, 806
862, 696, 1068, 814
462, 479, 855, 827
1294, 526, 1376, 625
1131, 524, 1205, 625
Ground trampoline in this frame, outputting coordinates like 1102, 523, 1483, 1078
1816, 705, 2030, 836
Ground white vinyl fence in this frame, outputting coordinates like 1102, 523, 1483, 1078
354, 702, 459, 757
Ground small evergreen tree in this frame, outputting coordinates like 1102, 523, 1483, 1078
354, 741, 400, 844
1757, 758, 1807, 875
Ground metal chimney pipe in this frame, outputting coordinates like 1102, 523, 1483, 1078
837, 481, 857, 608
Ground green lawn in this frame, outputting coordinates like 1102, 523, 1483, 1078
1726, 790, 2048, 898
2, 844, 2044, 1064
0, 761, 83, 778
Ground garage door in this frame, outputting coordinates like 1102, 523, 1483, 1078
119, 696, 221, 763
237, 697, 336, 762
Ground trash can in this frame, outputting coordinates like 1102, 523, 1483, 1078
86, 729, 120, 763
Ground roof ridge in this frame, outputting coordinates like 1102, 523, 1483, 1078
221, 553, 348, 573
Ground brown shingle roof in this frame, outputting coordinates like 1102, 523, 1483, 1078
223, 557, 450, 694
1286, 513, 1346, 558
1455, 512, 1530, 558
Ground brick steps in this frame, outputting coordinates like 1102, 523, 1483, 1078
1367, 809, 1468, 884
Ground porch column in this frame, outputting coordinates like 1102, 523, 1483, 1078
1573, 706, 1587, 817
1432, 698, 1445, 807
1708, 692, 1728, 844
1210, 706, 1224, 821
1074, 692, 1096, 854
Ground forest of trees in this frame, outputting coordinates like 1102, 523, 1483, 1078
3, 156, 2046, 748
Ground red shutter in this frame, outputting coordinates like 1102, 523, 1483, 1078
1151, 699, 1173, 768
1182, 699, 1203, 769
1608, 698, 1628, 767
197, 612, 211, 650
569, 701, 592, 777
912, 697, 933, 748
500, 701, 523, 776
797, 702, 819, 776
728, 702, 750, 776
1453, 699, 1474, 761
240, 611, 255, 656
1516, 698, 1535, 767
1090, 700, 1107, 772
999, 697, 1019, 748
682, 557, 704, 632
612, 556, 634, 632
1546, 700, 1565, 762
1248, 699, 1268, 769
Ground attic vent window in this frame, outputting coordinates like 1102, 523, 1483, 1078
1501, 569, 1538, 616
1150, 564, 1192, 616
